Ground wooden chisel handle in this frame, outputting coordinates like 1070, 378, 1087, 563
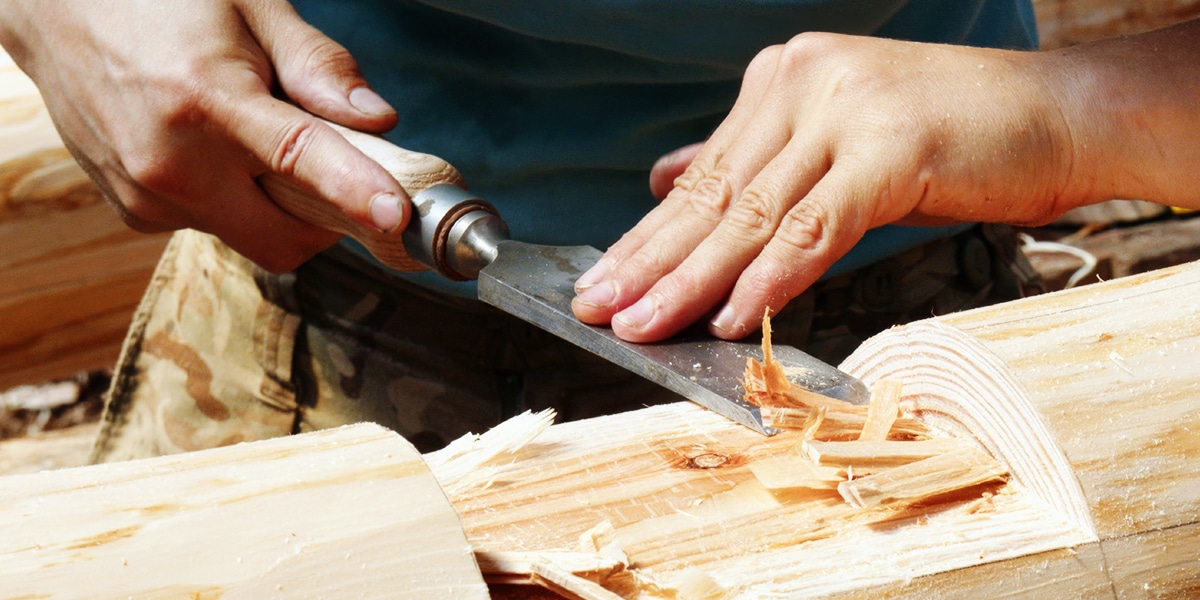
258, 121, 503, 277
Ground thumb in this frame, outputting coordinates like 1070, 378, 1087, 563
239, 0, 397, 133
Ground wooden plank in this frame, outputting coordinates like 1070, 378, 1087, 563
0, 422, 489, 599
0, 50, 170, 390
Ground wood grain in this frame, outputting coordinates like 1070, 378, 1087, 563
424, 260, 1200, 598
0, 423, 489, 599
0, 51, 169, 391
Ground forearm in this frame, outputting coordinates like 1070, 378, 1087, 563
1045, 19, 1200, 209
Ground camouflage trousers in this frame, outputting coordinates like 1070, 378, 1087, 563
90, 225, 1040, 462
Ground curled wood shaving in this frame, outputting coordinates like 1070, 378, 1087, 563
745, 313, 1010, 511
743, 311, 859, 411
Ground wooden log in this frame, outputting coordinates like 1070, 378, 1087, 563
0, 422, 489, 599
1033, 0, 1200, 49
0, 50, 170, 391
842, 259, 1200, 542
422, 259, 1200, 598
427, 404, 1088, 598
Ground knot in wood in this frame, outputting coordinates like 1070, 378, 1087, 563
687, 452, 730, 469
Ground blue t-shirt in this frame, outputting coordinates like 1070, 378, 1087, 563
292, 0, 1038, 295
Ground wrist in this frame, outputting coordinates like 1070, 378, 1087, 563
1042, 21, 1200, 210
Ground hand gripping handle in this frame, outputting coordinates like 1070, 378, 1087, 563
258, 122, 507, 279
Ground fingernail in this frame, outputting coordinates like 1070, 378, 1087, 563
615, 296, 656, 330
369, 193, 404, 232
349, 86, 395, 117
574, 260, 610, 292
710, 304, 736, 334
574, 280, 616, 308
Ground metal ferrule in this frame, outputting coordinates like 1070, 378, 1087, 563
402, 183, 510, 281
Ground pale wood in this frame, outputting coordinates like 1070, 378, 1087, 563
762, 405, 930, 439
1034, 0, 1200, 49
747, 454, 841, 490
475, 550, 627, 585
802, 437, 969, 469
842, 260, 1200, 542
858, 379, 902, 441
0, 422, 488, 599
837, 445, 1009, 509
0, 50, 170, 390
421, 260, 1200, 598
530, 560, 626, 600
427, 402, 1089, 599
835, 259, 1200, 596
0, 421, 98, 475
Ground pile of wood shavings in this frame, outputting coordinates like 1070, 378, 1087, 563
743, 313, 1009, 509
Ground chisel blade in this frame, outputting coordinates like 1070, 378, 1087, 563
477, 240, 871, 436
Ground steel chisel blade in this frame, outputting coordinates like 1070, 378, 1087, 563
477, 240, 870, 436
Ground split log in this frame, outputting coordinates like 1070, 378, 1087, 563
0, 422, 489, 599
426, 259, 1200, 598
0, 50, 170, 391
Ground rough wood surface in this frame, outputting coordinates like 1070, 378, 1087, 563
838, 259, 1200, 597
845, 260, 1200, 541
427, 404, 1087, 599
422, 260, 1200, 598
0, 422, 488, 599
0, 51, 170, 391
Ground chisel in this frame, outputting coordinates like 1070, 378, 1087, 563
261, 124, 869, 435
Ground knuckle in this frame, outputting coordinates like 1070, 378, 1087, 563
725, 188, 780, 235
267, 119, 323, 176
778, 33, 872, 100
779, 32, 835, 70
122, 149, 179, 194
744, 44, 784, 80
772, 33, 830, 78
775, 202, 829, 255
676, 167, 737, 221
298, 36, 358, 81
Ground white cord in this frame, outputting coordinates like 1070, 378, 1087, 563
1018, 232, 1098, 289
